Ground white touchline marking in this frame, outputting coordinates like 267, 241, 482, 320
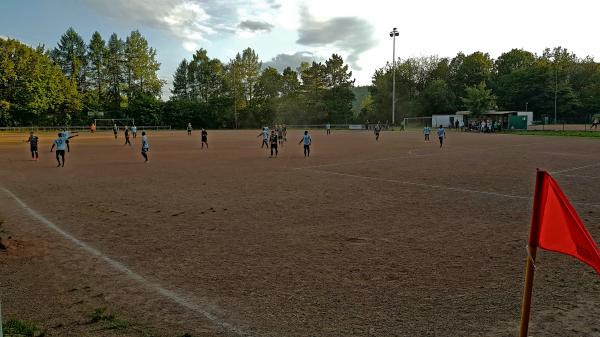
301, 169, 600, 208
553, 173, 600, 179
305, 169, 531, 200
294, 141, 543, 170
552, 162, 600, 174
0, 186, 250, 337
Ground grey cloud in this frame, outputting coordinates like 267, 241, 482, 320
83, 0, 281, 50
266, 0, 281, 9
237, 20, 274, 32
296, 7, 376, 70
263, 51, 324, 72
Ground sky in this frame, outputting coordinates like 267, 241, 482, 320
1, 0, 600, 100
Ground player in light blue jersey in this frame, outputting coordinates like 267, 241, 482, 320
62, 128, 79, 152
437, 125, 446, 148
50, 133, 67, 167
298, 130, 312, 157
423, 125, 430, 141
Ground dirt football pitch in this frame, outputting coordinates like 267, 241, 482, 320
1, 129, 600, 337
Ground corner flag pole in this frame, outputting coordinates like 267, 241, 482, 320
0, 298, 4, 337
518, 170, 544, 337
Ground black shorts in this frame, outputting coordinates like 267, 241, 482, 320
271, 144, 278, 148
141, 148, 148, 153
202, 137, 207, 142
56, 150, 65, 156
30, 146, 38, 152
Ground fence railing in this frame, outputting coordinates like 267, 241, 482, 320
0, 125, 171, 133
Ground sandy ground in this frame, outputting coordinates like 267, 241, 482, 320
1, 129, 600, 337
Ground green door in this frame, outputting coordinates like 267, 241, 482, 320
509, 115, 528, 129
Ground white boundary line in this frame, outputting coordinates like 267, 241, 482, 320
294, 141, 544, 171
554, 173, 600, 179
302, 168, 600, 208
305, 168, 531, 200
0, 186, 250, 337
552, 163, 600, 174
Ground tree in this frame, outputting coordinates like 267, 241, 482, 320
124, 30, 163, 100
495, 49, 536, 76
461, 82, 496, 115
450, 51, 493, 106
239, 48, 261, 103
188, 49, 225, 103
87, 31, 106, 109
0, 38, 80, 125
171, 59, 189, 100
323, 54, 355, 123
51, 27, 87, 91
105, 33, 125, 111
420, 79, 456, 116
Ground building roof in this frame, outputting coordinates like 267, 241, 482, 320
456, 111, 531, 116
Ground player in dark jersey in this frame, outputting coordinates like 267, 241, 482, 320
277, 125, 284, 146
282, 124, 287, 142
124, 126, 131, 146
269, 130, 278, 157
25, 132, 39, 160
201, 129, 208, 149
374, 122, 382, 141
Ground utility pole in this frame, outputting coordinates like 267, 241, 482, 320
389, 28, 399, 125
554, 65, 558, 124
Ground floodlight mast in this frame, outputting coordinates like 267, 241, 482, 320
389, 28, 399, 126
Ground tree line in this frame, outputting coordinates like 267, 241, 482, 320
0, 27, 163, 126
364, 47, 600, 123
166, 48, 355, 128
2, 28, 599, 127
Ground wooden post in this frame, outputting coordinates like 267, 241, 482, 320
0, 299, 4, 337
519, 170, 546, 337
518, 245, 537, 337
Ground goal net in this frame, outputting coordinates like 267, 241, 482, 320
403, 117, 432, 131
93, 118, 135, 130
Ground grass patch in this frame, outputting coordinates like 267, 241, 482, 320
89, 308, 132, 331
89, 308, 157, 336
3, 319, 45, 337
506, 130, 600, 138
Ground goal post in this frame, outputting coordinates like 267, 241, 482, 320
403, 117, 432, 131
93, 118, 135, 130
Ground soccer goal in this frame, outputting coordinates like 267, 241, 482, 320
93, 118, 136, 130
403, 117, 432, 131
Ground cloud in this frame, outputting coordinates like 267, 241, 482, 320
296, 6, 376, 70
84, 0, 280, 51
263, 51, 324, 72
237, 20, 274, 33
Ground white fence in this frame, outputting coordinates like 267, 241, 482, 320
0, 125, 171, 133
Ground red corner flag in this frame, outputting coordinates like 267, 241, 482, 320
529, 170, 600, 274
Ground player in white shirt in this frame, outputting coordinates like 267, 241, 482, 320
131, 125, 138, 139
62, 128, 79, 152
141, 131, 149, 162
187, 122, 192, 136
257, 127, 269, 149
50, 133, 67, 167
